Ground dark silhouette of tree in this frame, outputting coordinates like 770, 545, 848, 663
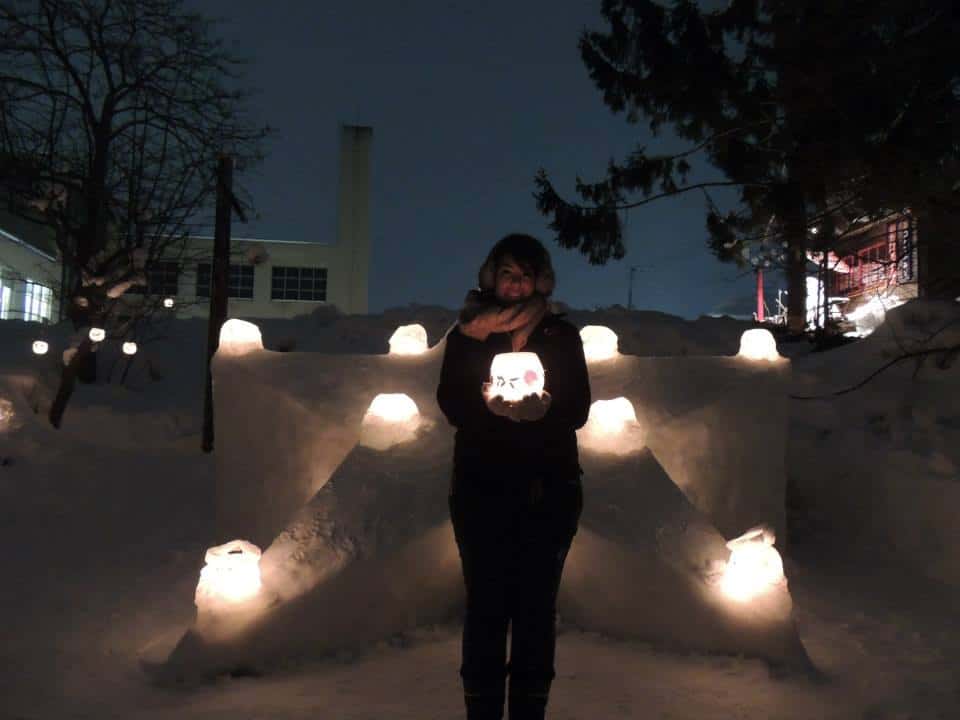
0, 0, 269, 427
535, 0, 959, 332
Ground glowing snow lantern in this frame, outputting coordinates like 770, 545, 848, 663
88, 327, 106, 343
218, 318, 263, 356
580, 325, 619, 362
122, 341, 138, 356
32, 340, 49, 355
0, 398, 14, 431
359, 393, 422, 451
195, 539, 263, 607
578, 397, 645, 455
388, 323, 428, 355
487, 352, 545, 403
736, 328, 781, 362
163, 297, 175, 308
720, 526, 785, 602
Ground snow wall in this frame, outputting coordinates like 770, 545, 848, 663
212, 338, 791, 549
160, 326, 806, 679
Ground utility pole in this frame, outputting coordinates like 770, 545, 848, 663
627, 266, 638, 310
203, 154, 244, 453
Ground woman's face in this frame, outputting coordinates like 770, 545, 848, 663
494, 255, 535, 304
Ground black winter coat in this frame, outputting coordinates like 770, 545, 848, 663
437, 313, 591, 481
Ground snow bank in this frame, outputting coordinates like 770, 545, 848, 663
789, 300, 960, 586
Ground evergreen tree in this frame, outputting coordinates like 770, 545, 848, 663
535, 0, 959, 331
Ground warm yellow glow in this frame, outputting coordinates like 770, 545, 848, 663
360, 393, 422, 450
488, 352, 545, 402
365, 393, 419, 423
388, 323, 428, 355
163, 297, 175, 308
195, 539, 262, 605
32, 340, 49, 355
578, 397, 645, 455
88, 327, 105, 343
720, 526, 785, 602
580, 325, 619, 361
736, 329, 781, 362
122, 342, 138, 356
218, 318, 263, 356
588, 397, 637, 434
0, 398, 14, 430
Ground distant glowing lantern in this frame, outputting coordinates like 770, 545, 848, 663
163, 297, 175, 309
88, 327, 105, 343
578, 397, 645, 455
0, 398, 14, 431
122, 342, 138, 356
388, 323, 428, 355
32, 340, 49, 355
736, 329, 781, 362
580, 325, 619, 362
487, 352, 545, 403
359, 393, 422, 451
218, 318, 263, 356
195, 539, 262, 607
720, 526, 785, 602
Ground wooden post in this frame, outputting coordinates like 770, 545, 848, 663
202, 154, 233, 453
756, 268, 765, 322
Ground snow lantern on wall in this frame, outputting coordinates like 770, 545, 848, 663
736, 329, 781, 362
218, 318, 263, 356
32, 340, 49, 355
88, 327, 106, 343
195, 539, 263, 608
122, 342, 138, 356
720, 525, 785, 602
580, 325, 619, 362
486, 352, 545, 403
388, 323, 428, 355
359, 393, 423, 451
577, 397, 645, 455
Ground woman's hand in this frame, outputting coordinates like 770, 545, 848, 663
482, 385, 552, 422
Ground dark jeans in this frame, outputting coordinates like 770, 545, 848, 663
449, 467, 583, 720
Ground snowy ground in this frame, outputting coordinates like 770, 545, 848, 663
2, 303, 959, 719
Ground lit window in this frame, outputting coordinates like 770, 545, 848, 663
0, 281, 10, 320
270, 266, 327, 301
24, 280, 52, 322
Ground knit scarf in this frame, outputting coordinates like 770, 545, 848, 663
458, 289, 548, 351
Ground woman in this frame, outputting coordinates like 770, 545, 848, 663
437, 233, 591, 720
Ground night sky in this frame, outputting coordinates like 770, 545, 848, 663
200, 1, 776, 318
